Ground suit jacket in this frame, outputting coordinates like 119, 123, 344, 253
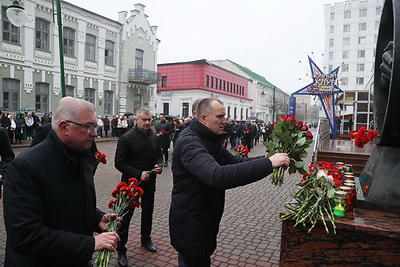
4, 131, 104, 267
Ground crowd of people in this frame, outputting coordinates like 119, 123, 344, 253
1, 97, 291, 267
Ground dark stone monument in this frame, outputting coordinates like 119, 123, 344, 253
357, 0, 400, 213
280, 1, 400, 264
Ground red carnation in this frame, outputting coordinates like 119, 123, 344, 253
305, 131, 313, 140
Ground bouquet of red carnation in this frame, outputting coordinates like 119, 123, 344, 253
235, 145, 249, 158
263, 115, 313, 186
349, 126, 378, 148
94, 151, 107, 164
93, 178, 144, 267
281, 161, 340, 234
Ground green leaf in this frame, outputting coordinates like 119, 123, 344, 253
295, 161, 306, 168
299, 152, 308, 158
263, 141, 275, 152
289, 161, 297, 174
298, 168, 308, 175
295, 137, 306, 146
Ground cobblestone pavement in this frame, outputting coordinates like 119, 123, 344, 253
1, 138, 312, 266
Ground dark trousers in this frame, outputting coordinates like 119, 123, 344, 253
178, 253, 211, 267
161, 147, 169, 162
117, 188, 155, 252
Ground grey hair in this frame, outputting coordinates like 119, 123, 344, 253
196, 97, 223, 116
52, 97, 95, 131
136, 108, 151, 117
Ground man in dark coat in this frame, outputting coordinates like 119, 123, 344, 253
0, 126, 15, 198
242, 119, 255, 151
3, 97, 119, 267
155, 113, 173, 166
169, 98, 290, 266
114, 108, 163, 267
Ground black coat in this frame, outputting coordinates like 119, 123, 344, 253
115, 126, 163, 187
0, 127, 14, 177
169, 119, 274, 259
4, 131, 104, 267
156, 120, 173, 149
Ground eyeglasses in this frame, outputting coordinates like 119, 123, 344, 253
66, 120, 99, 132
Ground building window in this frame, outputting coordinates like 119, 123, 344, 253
84, 88, 96, 104
376, 7, 382, 16
343, 38, 350, 46
329, 65, 333, 72
35, 82, 49, 112
35, 18, 50, 51
329, 39, 334, 47
104, 90, 113, 115
342, 51, 350, 59
182, 102, 189, 117
342, 64, 349, 72
359, 9, 367, 17
85, 34, 96, 61
329, 52, 334, 60
205, 75, 210, 87
133, 93, 141, 112
357, 64, 365, 71
358, 50, 366, 58
330, 26, 335, 33
161, 76, 168, 87
375, 21, 380, 30
356, 77, 364, 85
211, 77, 214, 88
343, 24, 351, 32
359, 23, 367, 31
344, 10, 351, 19
163, 102, 169, 115
358, 36, 366, 44
65, 85, 74, 97
330, 12, 335, 20
135, 49, 144, 69
341, 77, 348, 85
2, 78, 20, 111
2, 7, 20, 44
105, 40, 115, 66
63, 27, 75, 57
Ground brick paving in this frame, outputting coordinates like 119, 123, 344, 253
0, 138, 311, 266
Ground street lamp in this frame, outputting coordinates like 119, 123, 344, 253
6, 0, 27, 27
7, 0, 66, 97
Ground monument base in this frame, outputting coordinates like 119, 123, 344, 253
280, 208, 400, 265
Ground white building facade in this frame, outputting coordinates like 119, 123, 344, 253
1, 0, 159, 116
323, 0, 384, 131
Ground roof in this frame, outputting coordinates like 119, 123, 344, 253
227, 60, 287, 95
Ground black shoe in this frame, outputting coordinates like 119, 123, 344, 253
117, 252, 128, 267
141, 241, 157, 252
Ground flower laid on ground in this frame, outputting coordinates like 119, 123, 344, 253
94, 151, 107, 164
281, 161, 341, 234
263, 115, 313, 186
93, 178, 144, 267
235, 145, 249, 158
349, 126, 379, 148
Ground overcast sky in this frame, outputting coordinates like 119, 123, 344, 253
66, 0, 343, 94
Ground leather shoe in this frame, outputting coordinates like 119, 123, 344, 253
117, 252, 128, 267
141, 241, 157, 252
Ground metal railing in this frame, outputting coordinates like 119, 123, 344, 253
311, 118, 331, 164
128, 68, 159, 85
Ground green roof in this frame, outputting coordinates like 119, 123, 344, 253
228, 60, 287, 95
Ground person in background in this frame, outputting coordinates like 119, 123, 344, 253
156, 113, 173, 167
31, 111, 40, 138
25, 113, 34, 140
8, 114, 16, 144
169, 98, 290, 266
14, 113, 25, 144
114, 108, 163, 267
111, 115, 118, 138
242, 119, 254, 152
103, 116, 110, 138
232, 120, 243, 147
97, 115, 104, 138
3, 97, 119, 266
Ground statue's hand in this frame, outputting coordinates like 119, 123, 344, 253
380, 40, 393, 93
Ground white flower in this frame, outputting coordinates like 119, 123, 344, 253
317, 169, 327, 179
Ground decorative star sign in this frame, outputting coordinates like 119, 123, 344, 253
293, 56, 343, 138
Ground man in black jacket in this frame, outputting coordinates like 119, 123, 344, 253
155, 113, 173, 166
115, 108, 163, 267
169, 98, 290, 266
0, 126, 15, 198
3, 97, 120, 267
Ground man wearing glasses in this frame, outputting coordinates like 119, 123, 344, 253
3, 97, 119, 267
